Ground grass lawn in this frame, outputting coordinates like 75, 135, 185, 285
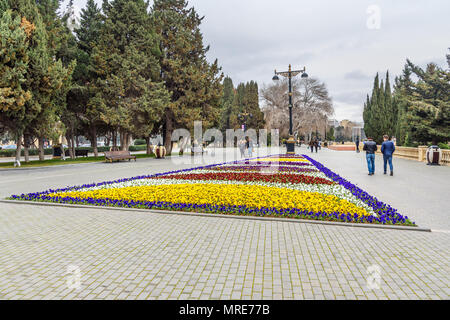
0, 153, 160, 169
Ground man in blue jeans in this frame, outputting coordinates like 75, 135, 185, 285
363, 137, 377, 175
381, 135, 395, 176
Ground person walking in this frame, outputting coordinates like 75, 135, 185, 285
313, 139, 318, 153
381, 135, 395, 176
238, 139, 246, 158
363, 137, 377, 175
355, 136, 360, 153
246, 136, 254, 158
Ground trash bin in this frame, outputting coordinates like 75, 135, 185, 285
52, 144, 62, 159
155, 145, 166, 159
426, 145, 441, 165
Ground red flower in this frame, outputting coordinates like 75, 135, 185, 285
153, 172, 334, 185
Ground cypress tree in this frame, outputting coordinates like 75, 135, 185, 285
152, 0, 224, 153
0, 7, 32, 155
219, 76, 235, 133
244, 81, 265, 130
25, 0, 75, 160
363, 94, 372, 139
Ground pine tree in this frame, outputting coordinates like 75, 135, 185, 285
244, 81, 265, 130
25, 0, 75, 160
393, 65, 414, 145
75, 0, 101, 55
2, 0, 73, 162
363, 94, 372, 138
219, 77, 235, 133
402, 60, 450, 144
152, 0, 224, 153
93, 0, 169, 152
364, 72, 397, 144
384, 71, 395, 137
229, 83, 245, 129
0, 8, 33, 154
66, 0, 103, 156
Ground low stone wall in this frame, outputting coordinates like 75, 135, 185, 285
328, 145, 356, 151
373, 144, 449, 166
327, 142, 449, 166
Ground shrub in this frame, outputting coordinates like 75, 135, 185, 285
134, 139, 146, 146
128, 145, 147, 152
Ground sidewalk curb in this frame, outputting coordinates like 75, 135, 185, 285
0, 199, 432, 233
0, 154, 168, 171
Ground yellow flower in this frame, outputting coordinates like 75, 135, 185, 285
50, 183, 370, 216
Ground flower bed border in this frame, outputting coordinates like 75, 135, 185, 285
0, 199, 430, 232
7, 154, 417, 227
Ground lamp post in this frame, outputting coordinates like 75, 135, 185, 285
272, 64, 308, 154
238, 111, 252, 132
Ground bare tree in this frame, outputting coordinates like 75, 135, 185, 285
261, 77, 334, 139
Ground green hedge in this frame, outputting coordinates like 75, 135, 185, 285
0, 145, 149, 157
134, 139, 146, 146
129, 145, 147, 151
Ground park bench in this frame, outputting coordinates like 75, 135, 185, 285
104, 150, 137, 163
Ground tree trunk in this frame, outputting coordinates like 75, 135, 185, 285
38, 136, 45, 161
164, 109, 174, 155
71, 135, 75, 159
66, 133, 74, 159
119, 131, 124, 151
15, 133, 22, 164
112, 130, 117, 150
145, 136, 152, 155
91, 126, 98, 157
119, 131, 130, 151
60, 144, 65, 160
23, 133, 30, 163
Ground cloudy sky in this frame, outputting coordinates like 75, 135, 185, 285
63, 0, 449, 122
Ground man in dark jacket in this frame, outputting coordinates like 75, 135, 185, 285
381, 135, 395, 176
363, 137, 377, 175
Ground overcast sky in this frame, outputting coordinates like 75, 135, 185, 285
63, 0, 449, 122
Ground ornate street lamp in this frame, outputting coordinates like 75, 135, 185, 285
272, 64, 308, 154
238, 111, 252, 132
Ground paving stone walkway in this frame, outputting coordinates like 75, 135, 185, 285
0, 148, 449, 300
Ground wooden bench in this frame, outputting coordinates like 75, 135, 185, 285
104, 150, 137, 163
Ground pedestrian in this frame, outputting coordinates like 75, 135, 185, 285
355, 136, 360, 153
381, 135, 395, 176
313, 139, 318, 153
239, 139, 246, 158
246, 136, 254, 158
318, 140, 322, 150
363, 137, 377, 175
309, 139, 314, 153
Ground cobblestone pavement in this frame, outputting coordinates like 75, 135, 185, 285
0, 148, 449, 300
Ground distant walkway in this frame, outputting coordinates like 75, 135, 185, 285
304, 147, 450, 231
